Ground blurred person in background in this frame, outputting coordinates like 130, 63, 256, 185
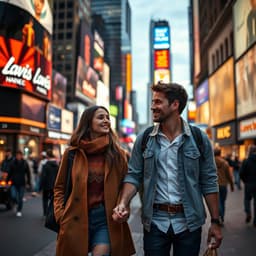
230, 153, 241, 190
7, 150, 31, 217
0, 148, 14, 178
239, 145, 256, 227
54, 106, 135, 256
27, 153, 39, 196
214, 147, 234, 226
40, 149, 58, 218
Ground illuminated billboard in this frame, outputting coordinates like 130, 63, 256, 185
235, 44, 256, 117
209, 58, 235, 126
93, 31, 104, 75
52, 70, 67, 109
193, 0, 201, 81
75, 56, 98, 104
21, 94, 46, 123
79, 20, 92, 67
153, 26, 170, 49
154, 69, 171, 84
0, 36, 52, 100
233, 0, 256, 59
154, 49, 170, 69
195, 79, 209, 107
0, 0, 53, 34
0, 2, 52, 100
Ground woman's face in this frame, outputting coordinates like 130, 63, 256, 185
34, 0, 45, 17
91, 108, 111, 138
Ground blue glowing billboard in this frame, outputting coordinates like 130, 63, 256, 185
153, 26, 170, 49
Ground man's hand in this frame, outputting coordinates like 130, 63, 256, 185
112, 203, 130, 223
207, 223, 223, 249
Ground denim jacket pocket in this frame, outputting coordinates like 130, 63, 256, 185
143, 150, 154, 177
184, 150, 200, 175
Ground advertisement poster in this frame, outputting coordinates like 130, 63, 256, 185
209, 58, 235, 126
234, 0, 256, 58
0, 0, 52, 34
235, 44, 256, 117
0, 2, 52, 100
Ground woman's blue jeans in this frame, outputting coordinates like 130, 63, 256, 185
143, 222, 201, 256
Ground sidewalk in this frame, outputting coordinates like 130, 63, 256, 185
35, 188, 256, 256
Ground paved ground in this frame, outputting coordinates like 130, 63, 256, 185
35, 188, 256, 256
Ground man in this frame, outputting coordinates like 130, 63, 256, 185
113, 82, 222, 256
214, 147, 234, 226
40, 149, 58, 217
7, 150, 31, 217
1, 148, 14, 176
239, 145, 256, 227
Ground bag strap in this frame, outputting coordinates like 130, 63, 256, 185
63, 149, 75, 205
189, 125, 204, 160
141, 126, 154, 153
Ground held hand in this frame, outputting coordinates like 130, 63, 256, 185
207, 224, 223, 249
112, 203, 130, 223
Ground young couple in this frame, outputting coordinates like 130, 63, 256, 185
54, 82, 222, 256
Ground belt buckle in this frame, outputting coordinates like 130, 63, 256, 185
167, 205, 175, 214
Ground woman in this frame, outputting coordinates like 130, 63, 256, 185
54, 106, 135, 256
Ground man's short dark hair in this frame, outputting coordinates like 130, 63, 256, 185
46, 149, 55, 158
151, 81, 188, 114
214, 147, 221, 156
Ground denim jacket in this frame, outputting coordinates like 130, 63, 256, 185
124, 120, 218, 232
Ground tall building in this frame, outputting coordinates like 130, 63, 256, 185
91, 0, 133, 134
190, 0, 256, 159
148, 19, 171, 124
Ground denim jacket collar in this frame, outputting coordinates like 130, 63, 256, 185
150, 118, 191, 137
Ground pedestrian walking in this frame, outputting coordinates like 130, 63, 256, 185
40, 149, 58, 217
7, 150, 31, 217
239, 145, 256, 227
231, 153, 242, 190
113, 81, 222, 256
0, 148, 14, 176
54, 106, 135, 256
214, 147, 234, 226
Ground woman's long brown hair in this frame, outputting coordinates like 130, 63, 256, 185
69, 105, 124, 166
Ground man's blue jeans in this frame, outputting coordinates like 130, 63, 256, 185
143, 222, 201, 256
11, 185, 25, 212
218, 185, 227, 221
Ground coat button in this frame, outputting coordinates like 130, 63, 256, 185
74, 197, 79, 202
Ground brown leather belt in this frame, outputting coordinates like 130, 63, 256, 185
153, 203, 184, 213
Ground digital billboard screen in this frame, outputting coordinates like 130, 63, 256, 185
209, 58, 235, 126
52, 70, 67, 109
75, 56, 98, 104
235, 44, 256, 118
233, 0, 256, 59
195, 79, 209, 107
0, 0, 52, 34
153, 26, 170, 50
0, 3, 52, 100
154, 49, 170, 69
21, 94, 46, 123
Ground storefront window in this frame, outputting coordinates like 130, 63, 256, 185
18, 135, 39, 159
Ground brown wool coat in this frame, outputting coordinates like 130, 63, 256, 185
54, 146, 135, 256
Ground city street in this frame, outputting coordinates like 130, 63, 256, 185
0, 188, 255, 256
